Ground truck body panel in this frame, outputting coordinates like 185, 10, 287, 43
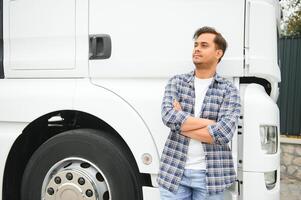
0, 0, 281, 199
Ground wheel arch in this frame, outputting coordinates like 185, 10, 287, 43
2, 110, 154, 200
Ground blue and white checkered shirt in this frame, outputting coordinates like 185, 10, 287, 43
157, 70, 241, 195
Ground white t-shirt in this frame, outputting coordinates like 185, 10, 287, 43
184, 76, 213, 169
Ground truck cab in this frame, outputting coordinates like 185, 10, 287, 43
0, 0, 281, 199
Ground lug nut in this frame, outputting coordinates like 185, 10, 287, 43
78, 177, 85, 185
66, 172, 73, 180
86, 189, 93, 197
54, 176, 61, 184
47, 187, 55, 195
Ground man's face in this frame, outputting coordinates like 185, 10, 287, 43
192, 33, 223, 67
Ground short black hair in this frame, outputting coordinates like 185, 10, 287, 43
193, 26, 228, 63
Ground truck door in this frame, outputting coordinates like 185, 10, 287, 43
5, 0, 88, 77
88, 0, 245, 79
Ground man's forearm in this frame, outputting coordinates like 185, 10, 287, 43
180, 116, 215, 131
181, 127, 214, 144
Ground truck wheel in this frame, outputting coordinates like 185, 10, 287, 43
21, 129, 143, 200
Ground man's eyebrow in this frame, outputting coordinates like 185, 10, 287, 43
194, 41, 209, 44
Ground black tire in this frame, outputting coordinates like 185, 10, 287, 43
21, 129, 143, 200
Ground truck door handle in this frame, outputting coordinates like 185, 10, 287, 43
89, 34, 112, 60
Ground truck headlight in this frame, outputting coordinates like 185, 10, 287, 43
264, 170, 277, 190
259, 125, 278, 154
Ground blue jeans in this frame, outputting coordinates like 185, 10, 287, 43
159, 169, 224, 200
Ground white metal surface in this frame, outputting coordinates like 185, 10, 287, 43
88, 0, 245, 79
241, 84, 280, 172
89, 78, 168, 156
73, 79, 160, 173
142, 186, 160, 200
0, 79, 76, 122
245, 0, 281, 96
3, 0, 89, 78
0, 78, 160, 174
9, 0, 75, 70
241, 171, 280, 200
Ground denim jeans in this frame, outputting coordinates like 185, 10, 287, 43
159, 169, 224, 200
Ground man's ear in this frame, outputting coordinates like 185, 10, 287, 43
216, 49, 223, 60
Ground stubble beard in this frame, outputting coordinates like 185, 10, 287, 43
193, 61, 211, 70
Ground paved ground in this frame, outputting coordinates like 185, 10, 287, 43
281, 177, 301, 200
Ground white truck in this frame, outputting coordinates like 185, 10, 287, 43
0, 0, 281, 199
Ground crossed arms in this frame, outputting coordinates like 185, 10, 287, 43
161, 76, 241, 145
172, 100, 215, 144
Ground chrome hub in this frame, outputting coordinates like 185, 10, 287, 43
42, 158, 110, 200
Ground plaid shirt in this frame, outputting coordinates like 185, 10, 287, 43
157, 70, 241, 195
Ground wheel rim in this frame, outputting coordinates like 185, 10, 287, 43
41, 157, 111, 200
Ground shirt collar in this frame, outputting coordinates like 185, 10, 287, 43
186, 70, 223, 88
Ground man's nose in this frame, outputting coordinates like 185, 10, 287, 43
194, 47, 200, 53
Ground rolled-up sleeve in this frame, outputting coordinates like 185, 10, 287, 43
161, 76, 190, 132
208, 84, 241, 145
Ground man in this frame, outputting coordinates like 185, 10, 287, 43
157, 26, 241, 200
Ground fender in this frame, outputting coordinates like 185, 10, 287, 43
0, 78, 75, 169
74, 78, 160, 173
0, 78, 159, 181
0, 78, 76, 198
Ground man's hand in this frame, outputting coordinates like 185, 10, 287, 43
172, 99, 215, 143
173, 100, 216, 131
173, 100, 182, 111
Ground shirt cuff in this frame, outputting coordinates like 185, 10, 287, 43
176, 110, 190, 129
207, 124, 218, 144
